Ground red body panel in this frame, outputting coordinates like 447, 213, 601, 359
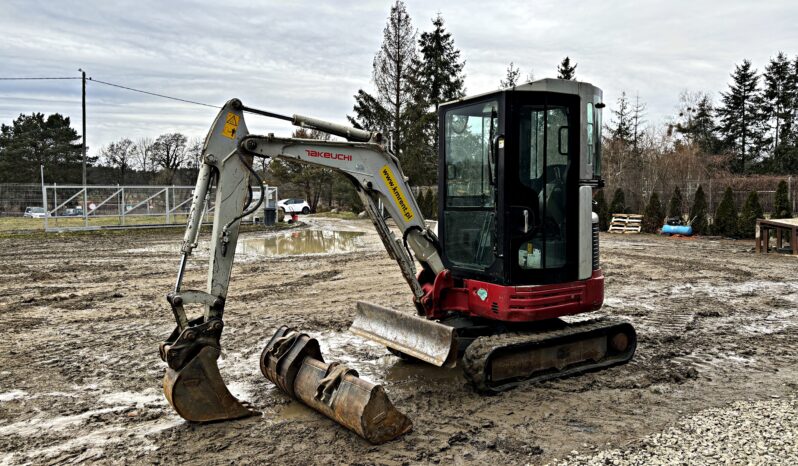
419, 269, 604, 322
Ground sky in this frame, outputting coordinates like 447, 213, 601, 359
1, 0, 797, 158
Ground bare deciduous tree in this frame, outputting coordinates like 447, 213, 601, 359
99, 138, 134, 184
151, 133, 188, 184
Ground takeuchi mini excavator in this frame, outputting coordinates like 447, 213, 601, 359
160, 78, 637, 442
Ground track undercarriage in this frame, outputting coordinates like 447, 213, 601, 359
354, 303, 637, 394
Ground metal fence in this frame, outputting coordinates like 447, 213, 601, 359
0, 183, 277, 232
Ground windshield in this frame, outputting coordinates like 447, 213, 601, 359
444, 100, 498, 208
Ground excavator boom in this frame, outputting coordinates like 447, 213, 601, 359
160, 99, 452, 441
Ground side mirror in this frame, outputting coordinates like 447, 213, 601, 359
558, 126, 569, 156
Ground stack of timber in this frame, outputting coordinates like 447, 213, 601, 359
608, 213, 643, 234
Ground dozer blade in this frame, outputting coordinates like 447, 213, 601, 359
164, 346, 254, 422
261, 326, 412, 444
350, 301, 458, 367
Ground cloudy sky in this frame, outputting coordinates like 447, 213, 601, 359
1, 0, 797, 157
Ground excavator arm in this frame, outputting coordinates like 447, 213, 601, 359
160, 99, 448, 430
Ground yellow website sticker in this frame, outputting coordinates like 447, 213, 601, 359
380, 165, 414, 222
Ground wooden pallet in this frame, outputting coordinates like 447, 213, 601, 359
608, 213, 643, 234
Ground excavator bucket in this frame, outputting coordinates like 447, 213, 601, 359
163, 346, 254, 422
260, 326, 412, 444
350, 301, 458, 367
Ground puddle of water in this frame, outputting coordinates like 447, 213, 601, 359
316, 331, 462, 384
238, 230, 365, 257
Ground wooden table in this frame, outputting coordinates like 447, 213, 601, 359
756, 218, 798, 255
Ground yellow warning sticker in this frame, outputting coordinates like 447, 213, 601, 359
380, 165, 414, 222
221, 112, 240, 139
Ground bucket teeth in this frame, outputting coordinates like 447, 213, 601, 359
261, 326, 412, 444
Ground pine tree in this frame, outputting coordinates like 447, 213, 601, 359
642, 192, 664, 233
500, 62, 520, 88
763, 52, 796, 152
631, 94, 646, 155
348, 0, 417, 157
692, 95, 721, 154
609, 188, 626, 215
713, 187, 739, 237
716, 60, 768, 173
773, 179, 792, 218
610, 92, 633, 144
402, 14, 466, 185
557, 56, 577, 80
0, 112, 85, 183
765, 53, 798, 172
690, 185, 709, 235
594, 189, 610, 231
414, 14, 465, 109
668, 187, 684, 218
738, 191, 764, 238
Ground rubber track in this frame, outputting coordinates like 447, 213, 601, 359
462, 318, 635, 393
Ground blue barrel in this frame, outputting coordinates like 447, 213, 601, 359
662, 224, 693, 235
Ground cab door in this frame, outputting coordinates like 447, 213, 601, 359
505, 92, 580, 285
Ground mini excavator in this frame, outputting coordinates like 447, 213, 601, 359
160, 79, 636, 442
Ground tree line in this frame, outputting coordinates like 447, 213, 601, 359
3, 1, 797, 220
0, 112, 203, 185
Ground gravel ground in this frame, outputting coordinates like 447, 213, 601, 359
551, 396, 798, 465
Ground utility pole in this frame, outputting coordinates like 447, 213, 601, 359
79, 68, 88, 226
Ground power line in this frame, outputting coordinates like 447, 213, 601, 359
0, 77, 81, 80
88, 78, 220, 109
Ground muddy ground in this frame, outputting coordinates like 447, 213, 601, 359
1, 218, 797, 465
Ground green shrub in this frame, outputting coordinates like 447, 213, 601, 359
773, 180, 792, 219
426, 190, 438, 220
594, 190, 610, 231
689, 185, 708, 235
713, 187, 738, 237
609, 188, 626, 215
738, 191, 763, 239
416, 189, 428, 217
642, 192, 665, 233
668, 187, 684, 219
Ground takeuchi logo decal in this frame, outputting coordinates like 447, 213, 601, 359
305, 149, 352, 161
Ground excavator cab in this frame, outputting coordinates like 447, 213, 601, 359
439, 79, 603, 287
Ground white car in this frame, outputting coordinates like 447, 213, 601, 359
278, 198, 310, 215
23, 206, 48, 218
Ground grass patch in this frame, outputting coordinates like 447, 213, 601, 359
310, 211, 360, 220
0, 216, 293, 239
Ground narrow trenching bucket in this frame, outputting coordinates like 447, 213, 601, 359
350, 302, 458, 367
163, 346, 254, 422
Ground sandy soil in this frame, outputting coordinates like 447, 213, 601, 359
1, 218, 797, 465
